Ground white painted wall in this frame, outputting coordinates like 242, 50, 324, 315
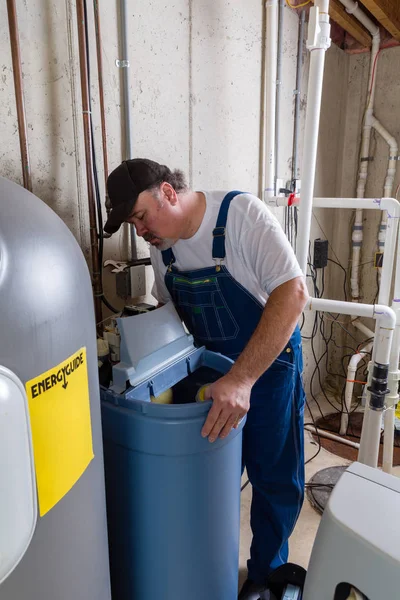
0, 1, 348, 394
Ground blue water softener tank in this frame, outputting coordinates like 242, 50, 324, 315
0, 177, 111, 599
101, 302, 245, 600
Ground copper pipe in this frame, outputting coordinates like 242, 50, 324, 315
93, 0, 110, 213
76, 0, 103, 324
6, 0, 32, 192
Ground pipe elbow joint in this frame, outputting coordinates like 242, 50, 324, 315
373, 304, 396, 329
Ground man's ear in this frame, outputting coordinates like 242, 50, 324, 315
160, 182, 178, 206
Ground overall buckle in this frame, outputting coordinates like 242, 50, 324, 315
213, 226, 226, 237
213, 258, 224, 272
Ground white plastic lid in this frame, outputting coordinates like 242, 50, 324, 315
111, 302, 195, 392
0, 366, 37, 584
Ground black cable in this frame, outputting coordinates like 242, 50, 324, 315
83, 0, 119, 314
241, 479, 250, 493
327, 258, 348, 301
305, 405, 322, 465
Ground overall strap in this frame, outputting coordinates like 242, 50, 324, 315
212, 191, 243, 259
161, 247, 176, 267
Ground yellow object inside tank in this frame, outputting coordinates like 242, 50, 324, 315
196, 385, 208, 402
150, 388, 173, 404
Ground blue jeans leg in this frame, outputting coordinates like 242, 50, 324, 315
243, 349, 305, 584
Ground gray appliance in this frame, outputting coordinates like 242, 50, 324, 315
0, 177, 111, 599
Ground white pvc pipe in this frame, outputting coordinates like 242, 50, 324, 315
339, 1, 380, 300
371, 117, 399, 284
337, 0, 379, 37
383, 320, 400, 473
358, 409, 383, 467
307, 298, 395, 328
271, 195, 398, 312
305, 425, 360, 449
264, 0, 278, 199
268, 196, 400, 214
352, 317, 374, 339
295, 0, 331, 274
345, 199, 398, 442
340, 344, 372, 435
378, 203, 398, 305
307, 296, 395, 468
381, 220, 400, 473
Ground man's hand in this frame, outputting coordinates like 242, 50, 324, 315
201, 373, 251, 443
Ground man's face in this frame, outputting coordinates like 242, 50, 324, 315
125, 184, 178, 251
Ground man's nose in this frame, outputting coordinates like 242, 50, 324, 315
135, 221, 147, 236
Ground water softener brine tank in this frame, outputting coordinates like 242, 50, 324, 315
101, 302, 245, 600
0, 177, 111, 599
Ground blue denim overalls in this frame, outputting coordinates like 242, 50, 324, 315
161, 191, 305, 585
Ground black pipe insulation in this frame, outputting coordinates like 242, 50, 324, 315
367, 362, 390, 410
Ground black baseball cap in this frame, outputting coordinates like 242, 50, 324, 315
104, 158, 172, 234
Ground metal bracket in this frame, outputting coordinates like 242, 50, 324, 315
115, 59, 130, 68
389, 156, 400, 161
104, 259, 129, 273
360, 157, 374, 162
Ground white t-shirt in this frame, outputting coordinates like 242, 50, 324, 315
151, 191, 303, 305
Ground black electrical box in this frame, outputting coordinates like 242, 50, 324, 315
313, 238, 328, 269
374, 252, 384, 268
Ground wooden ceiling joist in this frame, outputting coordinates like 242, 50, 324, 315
360, 0, 400, 42
312, 0, 372, 47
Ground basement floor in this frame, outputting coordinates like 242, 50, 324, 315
239, 398, 400, 588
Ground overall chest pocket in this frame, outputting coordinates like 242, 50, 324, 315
172, 276, 239, 342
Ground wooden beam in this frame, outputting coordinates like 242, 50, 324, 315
312, 0, 372, 47
360, 0, 400, 42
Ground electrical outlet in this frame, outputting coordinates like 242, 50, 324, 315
130, 265, 146, 297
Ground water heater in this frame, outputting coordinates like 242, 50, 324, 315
0, 177, 111, 599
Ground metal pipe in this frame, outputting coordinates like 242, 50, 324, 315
76, 0, 103, 324
296, 0, 331, 274
93, 0, 110, 214
264, 0, 278, 199
6, 0, 32, 192
292, 10, 305, 183
118, 0, 138, 260
274, 0, 285, 187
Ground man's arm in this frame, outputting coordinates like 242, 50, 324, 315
202, 276, 309, 442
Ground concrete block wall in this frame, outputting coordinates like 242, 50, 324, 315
0, 0, 348, 396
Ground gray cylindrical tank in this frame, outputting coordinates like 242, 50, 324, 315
0, 177, 111, 599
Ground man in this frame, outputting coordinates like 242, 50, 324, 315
105, 158, 308, 600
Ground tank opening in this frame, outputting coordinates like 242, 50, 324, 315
170, 366, 221, 405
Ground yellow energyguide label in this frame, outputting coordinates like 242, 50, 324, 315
26, 347, 94, 516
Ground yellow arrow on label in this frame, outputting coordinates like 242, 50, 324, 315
26, 347, 94, 516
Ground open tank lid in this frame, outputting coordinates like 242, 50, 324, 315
110, 302, 196, 393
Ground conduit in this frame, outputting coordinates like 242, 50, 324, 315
93, 0, 110, 215
118, 0, 138, 261
264, 0, 278, 199
76, 0, 103, 324
6, 0, 32, 192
